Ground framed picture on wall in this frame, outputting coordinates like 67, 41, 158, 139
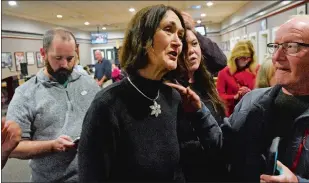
36, 52, 44, 68
14, 52, 26, 71
26, 52, 35, 65
296, 4, 307, 15
1, 52, 13, 68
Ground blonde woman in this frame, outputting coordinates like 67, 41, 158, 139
255, 56, 276, 88
216, 40, 258, 116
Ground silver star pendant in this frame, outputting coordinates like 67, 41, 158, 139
150, 101, 161, 117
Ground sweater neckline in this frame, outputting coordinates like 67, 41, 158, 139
127, 73, 163, 100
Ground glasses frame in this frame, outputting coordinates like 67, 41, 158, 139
267, 42, 309, 55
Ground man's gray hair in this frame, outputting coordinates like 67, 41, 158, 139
43, 27, 77, 51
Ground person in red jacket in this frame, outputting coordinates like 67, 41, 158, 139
111, 63, 122, 82
217, 40, 258, 116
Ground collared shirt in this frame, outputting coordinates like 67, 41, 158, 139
94, 59, 112, 80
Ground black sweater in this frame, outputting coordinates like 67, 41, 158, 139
78, 74, 222, 182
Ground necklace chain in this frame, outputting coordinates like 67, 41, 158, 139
127, 77, 159, 101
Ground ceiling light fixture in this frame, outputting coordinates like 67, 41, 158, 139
206, 1, 213, 7
191, 5, 201, 9
57, 15, 63, 18
8, 1, 17, 6
258, 12, 265, 16
201, 13, 206, 17
102, 27, 106, 30
84, 22, 90, 25
197, 20, 202, 24
129, 8, 135, 12
281, 1, 292, 5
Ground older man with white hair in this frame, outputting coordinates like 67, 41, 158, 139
224, 15, 309, 182
94, 50, 112, 88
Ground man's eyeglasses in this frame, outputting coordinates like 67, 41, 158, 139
267, 42, 309, 55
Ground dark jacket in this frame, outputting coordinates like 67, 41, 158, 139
196, 32, 227, 76
223, 85, 309, 182
178, 96, 227, 182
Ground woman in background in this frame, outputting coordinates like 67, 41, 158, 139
111, 63, 122, 82
216, 40, 258, 116
255, 55, 276, 88
178, 26, 227, 182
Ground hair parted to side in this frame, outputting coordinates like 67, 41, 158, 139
184, 27, 225, 114
255, 55, 275, 88
43, 27, 77, 52
119, 4, 187, 76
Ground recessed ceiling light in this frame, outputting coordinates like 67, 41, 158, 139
197, 20, 202, 24
201, 13, 206, 17
57, 15, 63, 18
8, 1, 17, 6
206, 1, 213, 7
84, 22, 90, 25
281, 1, 292, 5
102, 27, 106, 30
191, 5, 201, 9
129, 8, 135, 12
258, 12, 265, 16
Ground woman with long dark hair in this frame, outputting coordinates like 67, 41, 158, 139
177, 26, 227, 182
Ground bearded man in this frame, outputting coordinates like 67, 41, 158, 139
5, 27, 100, 182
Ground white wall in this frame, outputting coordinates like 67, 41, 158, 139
221, 1, 278, 30
2, 14, 91, 40
220, 1, 307, 63
1, 15, 95, 79
1, 15, 127, 78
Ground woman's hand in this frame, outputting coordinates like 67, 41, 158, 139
1, 118, 21, 160
239, 86, 251, 96
165, 82, 202, 113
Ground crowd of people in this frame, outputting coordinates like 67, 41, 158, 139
1, 4, 309, 183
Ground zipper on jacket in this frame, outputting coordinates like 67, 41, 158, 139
65, 90, 73, 111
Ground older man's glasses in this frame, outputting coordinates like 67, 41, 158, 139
267, 42, 309, 55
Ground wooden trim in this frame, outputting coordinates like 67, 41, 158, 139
1, 30, 91, 41
1, 35, 92, 45
2, 36, 42, 40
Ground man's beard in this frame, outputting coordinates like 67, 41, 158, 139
46, 60, 73, 84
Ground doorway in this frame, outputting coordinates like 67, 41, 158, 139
106, 49, 115, 61
258, 30, 270, 64
249, 32, 258, 56
271, 27, 279, 42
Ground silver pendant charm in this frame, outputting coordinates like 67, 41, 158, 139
150, 101, 161, 117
